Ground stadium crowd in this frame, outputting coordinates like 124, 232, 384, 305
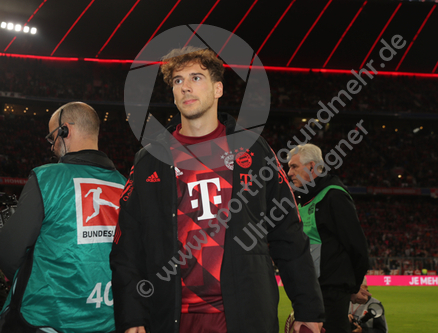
1, 114, 436, 189
356, 198, 438, 259
1, 56, 438, 113
0, 114, 141, 179
257, 121, 436, 188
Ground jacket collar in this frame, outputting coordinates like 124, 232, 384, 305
59, 150, 116, 170
295, 174, 348, 205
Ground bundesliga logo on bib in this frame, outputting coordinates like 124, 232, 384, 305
74, 178, 124, 244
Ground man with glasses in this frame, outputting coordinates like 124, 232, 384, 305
0, 102, 126, 333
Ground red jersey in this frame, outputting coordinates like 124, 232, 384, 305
171, 122, 233, 314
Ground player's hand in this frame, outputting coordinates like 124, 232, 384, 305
352, 321, 362, 333
293, 321, 323, 333
350, 288, 371, 304
125, 327, 146, 333
348, 314, 354, 323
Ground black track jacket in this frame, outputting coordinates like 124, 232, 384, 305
110, 113, 324, 333
294, 174, 369, 294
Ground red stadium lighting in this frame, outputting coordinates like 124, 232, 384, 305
1, 52, 438, 78
51, 0, 95, 56
185, 0, 221, 46
138, 0, 182, 56
255, 0, 297, 59
95, 0, 141, 58
287, 0, 333, 66
323, 1, 367, 68
217, 0, 258, 57
359, 2, 402, 69
395, 4, 436, 71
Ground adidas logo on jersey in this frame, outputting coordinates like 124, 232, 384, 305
175, 167, 183, 177
146, 172, 160, 182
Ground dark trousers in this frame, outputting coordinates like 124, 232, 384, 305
321, 288, 351, 333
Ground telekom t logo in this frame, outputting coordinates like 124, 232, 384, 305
187, 178, 222, 221
240, 173, 252, 191
384, 276, 391, 285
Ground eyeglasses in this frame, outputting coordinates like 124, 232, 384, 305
45, 126, 61, 145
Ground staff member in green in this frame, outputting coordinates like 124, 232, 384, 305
0, 102, 126, 333
287, 144, 370, 333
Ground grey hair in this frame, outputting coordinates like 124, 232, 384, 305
289, 144, 324, 172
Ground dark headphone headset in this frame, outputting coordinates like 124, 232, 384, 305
58, 108, 69, 139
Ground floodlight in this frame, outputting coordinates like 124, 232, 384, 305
1, 22, 6, 29
23, 26, 29, 33
7, 23, 13, 30
15, 24, 21, 32
30, 27, 36, 34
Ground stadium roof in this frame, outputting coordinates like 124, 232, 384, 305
0, 0, 438, 74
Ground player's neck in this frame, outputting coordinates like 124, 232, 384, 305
179, 112, 218, 137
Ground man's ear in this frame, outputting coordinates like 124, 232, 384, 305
65, 123, 73, 139
214, 81, 223, 99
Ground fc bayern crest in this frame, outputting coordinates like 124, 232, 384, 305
236, 152, 252, 168
224, 154, 234, 170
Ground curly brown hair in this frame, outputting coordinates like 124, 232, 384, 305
160, 46, 224, 86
